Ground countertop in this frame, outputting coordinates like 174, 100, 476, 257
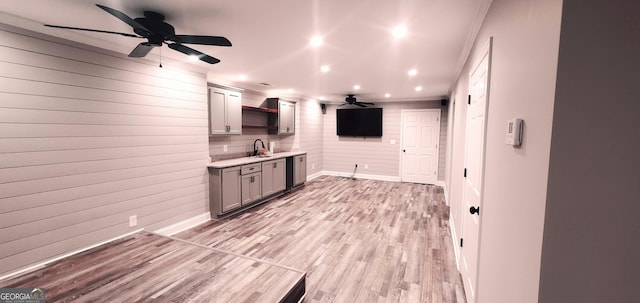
207, 151, 307, 168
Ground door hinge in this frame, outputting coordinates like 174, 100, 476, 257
464, 168, 467, 178
460, 238, 464, 247
468, 95, 471, 105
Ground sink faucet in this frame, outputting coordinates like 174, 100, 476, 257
253, 139, 265, 156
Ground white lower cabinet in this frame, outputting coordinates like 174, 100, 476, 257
209, 166, 242, 214
262, 159, 286, 197
293, 154, 307, 186
241, 172, 262, 205
209, 154, 303, 217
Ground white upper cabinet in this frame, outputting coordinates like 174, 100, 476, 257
267, 98, 295, 135
209, 86, 242, 135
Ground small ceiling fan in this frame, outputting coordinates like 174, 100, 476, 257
340, 94, 375, 107
44, 4, 231, 64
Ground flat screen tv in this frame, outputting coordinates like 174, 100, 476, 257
336, 108, 383, 137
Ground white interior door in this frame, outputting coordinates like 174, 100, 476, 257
400, 109, 441, 184
461, 38, 492, 303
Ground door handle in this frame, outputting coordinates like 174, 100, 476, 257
403, 149, 406, 152
469, 206, 480, 215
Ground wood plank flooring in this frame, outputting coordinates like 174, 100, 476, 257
178, 176, 466, 303
1, 176, 465, 303
0, 232, 305, 303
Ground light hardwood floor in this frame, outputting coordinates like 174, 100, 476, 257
179, 176, 466, 303
1, 176, 465, 303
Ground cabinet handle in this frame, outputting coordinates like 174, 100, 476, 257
273, 163, 277, 168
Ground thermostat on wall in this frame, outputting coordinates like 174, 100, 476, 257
506, 118, 523, 146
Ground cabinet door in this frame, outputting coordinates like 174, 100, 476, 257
294, 155, 307, 185
279, 101, 295, 134
226, 91, 242, 134
250, 173, 262, 201
221, 167, 242, 212
261, 161, 275, 197
273, 159, 286, 192
241, 173, 262, 205
209, 88, 228, 135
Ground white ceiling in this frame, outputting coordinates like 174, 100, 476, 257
0, 0, 489, 103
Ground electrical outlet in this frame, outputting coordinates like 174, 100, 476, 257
223, 145, 228, 152
365, 164, 368, 169
390, 140, 396, 145
129, 215, 137, 227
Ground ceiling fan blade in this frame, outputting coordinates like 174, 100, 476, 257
128, 43, 155, 57
168, 43, 220, 64
354, 103, 367, 107
96, 4, 150, 35
170, 35, 232, 46
44, 24, 140, 38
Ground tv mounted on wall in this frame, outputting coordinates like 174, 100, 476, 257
336, 108, 383, 137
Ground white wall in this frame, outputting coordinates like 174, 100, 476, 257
539, 0, 640, 302
448, 0, 562, 302
0, 23, 210, 276
322, 101, 448, 181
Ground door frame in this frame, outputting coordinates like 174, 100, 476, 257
399, 108, 442, 184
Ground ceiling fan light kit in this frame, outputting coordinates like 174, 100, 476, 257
44, 4, 231, 64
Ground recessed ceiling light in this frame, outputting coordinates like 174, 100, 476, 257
237, 74, 247, 81
287, 88, 294, 93
310, 36, 323, 47
415, 86, 423, 92
188, 55, 199, 61
353, 84, 361, 90
321, 65, 330, 73
319, 96, 325, 100
385, 93, 391, 98
408, 69, 417, 76
392, 24, 407, 39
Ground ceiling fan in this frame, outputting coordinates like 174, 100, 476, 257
44, 4, 231, 64
341, 94, 375, 107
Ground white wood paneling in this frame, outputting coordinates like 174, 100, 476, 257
0, 24, 209, 275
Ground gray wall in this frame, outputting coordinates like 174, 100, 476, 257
322, 101, 448, 181
447, 0, 562, 301
0, 24, 210, 275
539, 0, 640, 302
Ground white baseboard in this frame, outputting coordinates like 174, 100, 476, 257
0, 229, 143, 282
307, 171, 324, 181
449, 216, 461, 271
321, 170, 401, 182
154, 212, 211, 236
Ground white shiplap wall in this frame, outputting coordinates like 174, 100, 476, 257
323, 101, 448, 180
0, 24, 209, 275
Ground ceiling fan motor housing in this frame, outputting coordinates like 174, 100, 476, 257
346, 95, 357, 103
134, 13, 175, 46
